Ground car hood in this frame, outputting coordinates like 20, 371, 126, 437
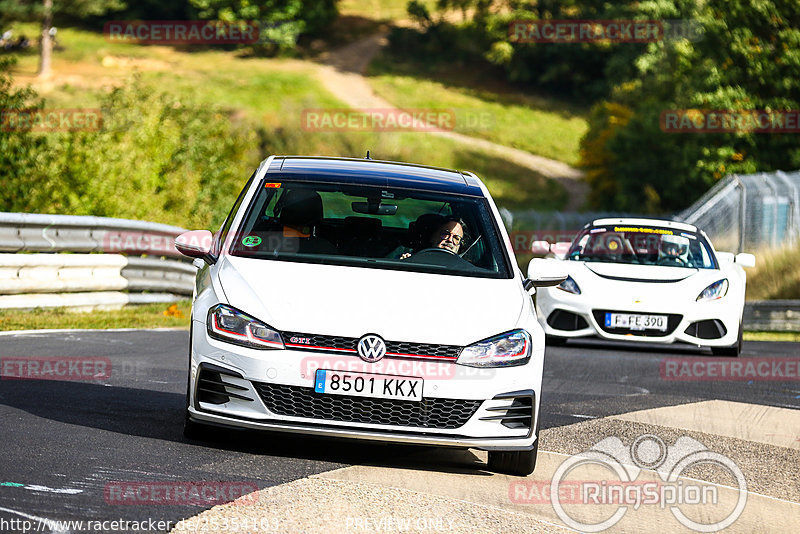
215, 256, 524, 346
581, 262, 696, 282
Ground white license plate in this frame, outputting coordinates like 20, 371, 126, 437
605, 312, 667, 331
314, 370, 423, 401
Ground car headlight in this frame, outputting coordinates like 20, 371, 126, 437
696, 279, 729, 301
557, 275, 581, 295
456, 330, 531, 368
207, 304, 284, 349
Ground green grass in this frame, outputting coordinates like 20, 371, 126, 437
367, 54, 589, 166
339, 0, 436, 21
743, 331, 800, 342
5, 25, 567, 211
745, 245, 800, 300
2, 301, 797, 337
0, 301, 192, 331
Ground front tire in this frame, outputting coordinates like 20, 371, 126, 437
711, 316, 743, 357
183, 323, 209, 440
183, 409, 207, 440
488, 441, 539, 476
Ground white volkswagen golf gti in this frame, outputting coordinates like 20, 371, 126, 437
175, 156, 565, 476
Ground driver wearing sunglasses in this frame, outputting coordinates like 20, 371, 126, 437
399, 216, 467, 259
431, 219, 465, 253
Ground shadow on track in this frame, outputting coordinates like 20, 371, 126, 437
0, 379, 490, 476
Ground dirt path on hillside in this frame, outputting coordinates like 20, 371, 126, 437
314, 31, 588, 211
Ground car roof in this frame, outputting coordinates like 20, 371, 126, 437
265, 156, 485, 196
591, 217, 698, 233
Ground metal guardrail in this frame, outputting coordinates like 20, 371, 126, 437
2, 212, 799, 330
0, 212, 194, 310
0, 212, 187, 257
677, 170, 800, 253
743, 301, 800, 332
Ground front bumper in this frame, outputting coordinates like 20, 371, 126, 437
536, 292, 741, 347
188, 323, 541, 451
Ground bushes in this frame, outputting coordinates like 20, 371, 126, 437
0, 69, 259, 229
189, 0, 338, 53
0, 58, 47, 212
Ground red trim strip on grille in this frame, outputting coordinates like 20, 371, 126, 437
284, 343, 357, 353
385, 352, 457, 360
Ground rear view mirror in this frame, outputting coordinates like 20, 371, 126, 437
352, 201, 398, 215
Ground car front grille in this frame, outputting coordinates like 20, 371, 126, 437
253, 382, 481, 429
282, 331, 462, 360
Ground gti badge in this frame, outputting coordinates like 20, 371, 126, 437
357, 334, 386, 363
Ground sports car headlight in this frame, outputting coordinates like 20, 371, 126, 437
557, 275, 581, 295
207, 304, 284, 349
456, 330, 531, 368
696, 279, 729, 301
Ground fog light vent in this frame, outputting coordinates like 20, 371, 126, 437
479, 390, 535, 430
196, 364, 253, 405
684, 320, 727, 340
546, 310, 588, 331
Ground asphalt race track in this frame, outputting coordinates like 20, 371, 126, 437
0, 329, 798, 532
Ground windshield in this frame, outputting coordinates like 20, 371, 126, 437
567, 225, 717, 269
228, 179, 512, 278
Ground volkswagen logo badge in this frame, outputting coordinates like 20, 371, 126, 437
357, 334, 386, 363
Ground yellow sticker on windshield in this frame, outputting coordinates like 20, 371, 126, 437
264, 182, 281, 188
614, 226, 673, 235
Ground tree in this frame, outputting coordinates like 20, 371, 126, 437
189, 0, 338, 53
0, 0, 125, 78
580, 0, 800, 213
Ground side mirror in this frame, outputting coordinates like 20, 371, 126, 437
716, 252, 734, 264
734, 252, 756, 268
531, 240, 551, 255
175, 230, 216, 264
551, 242, 571, 259
524, 258, 568, 293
